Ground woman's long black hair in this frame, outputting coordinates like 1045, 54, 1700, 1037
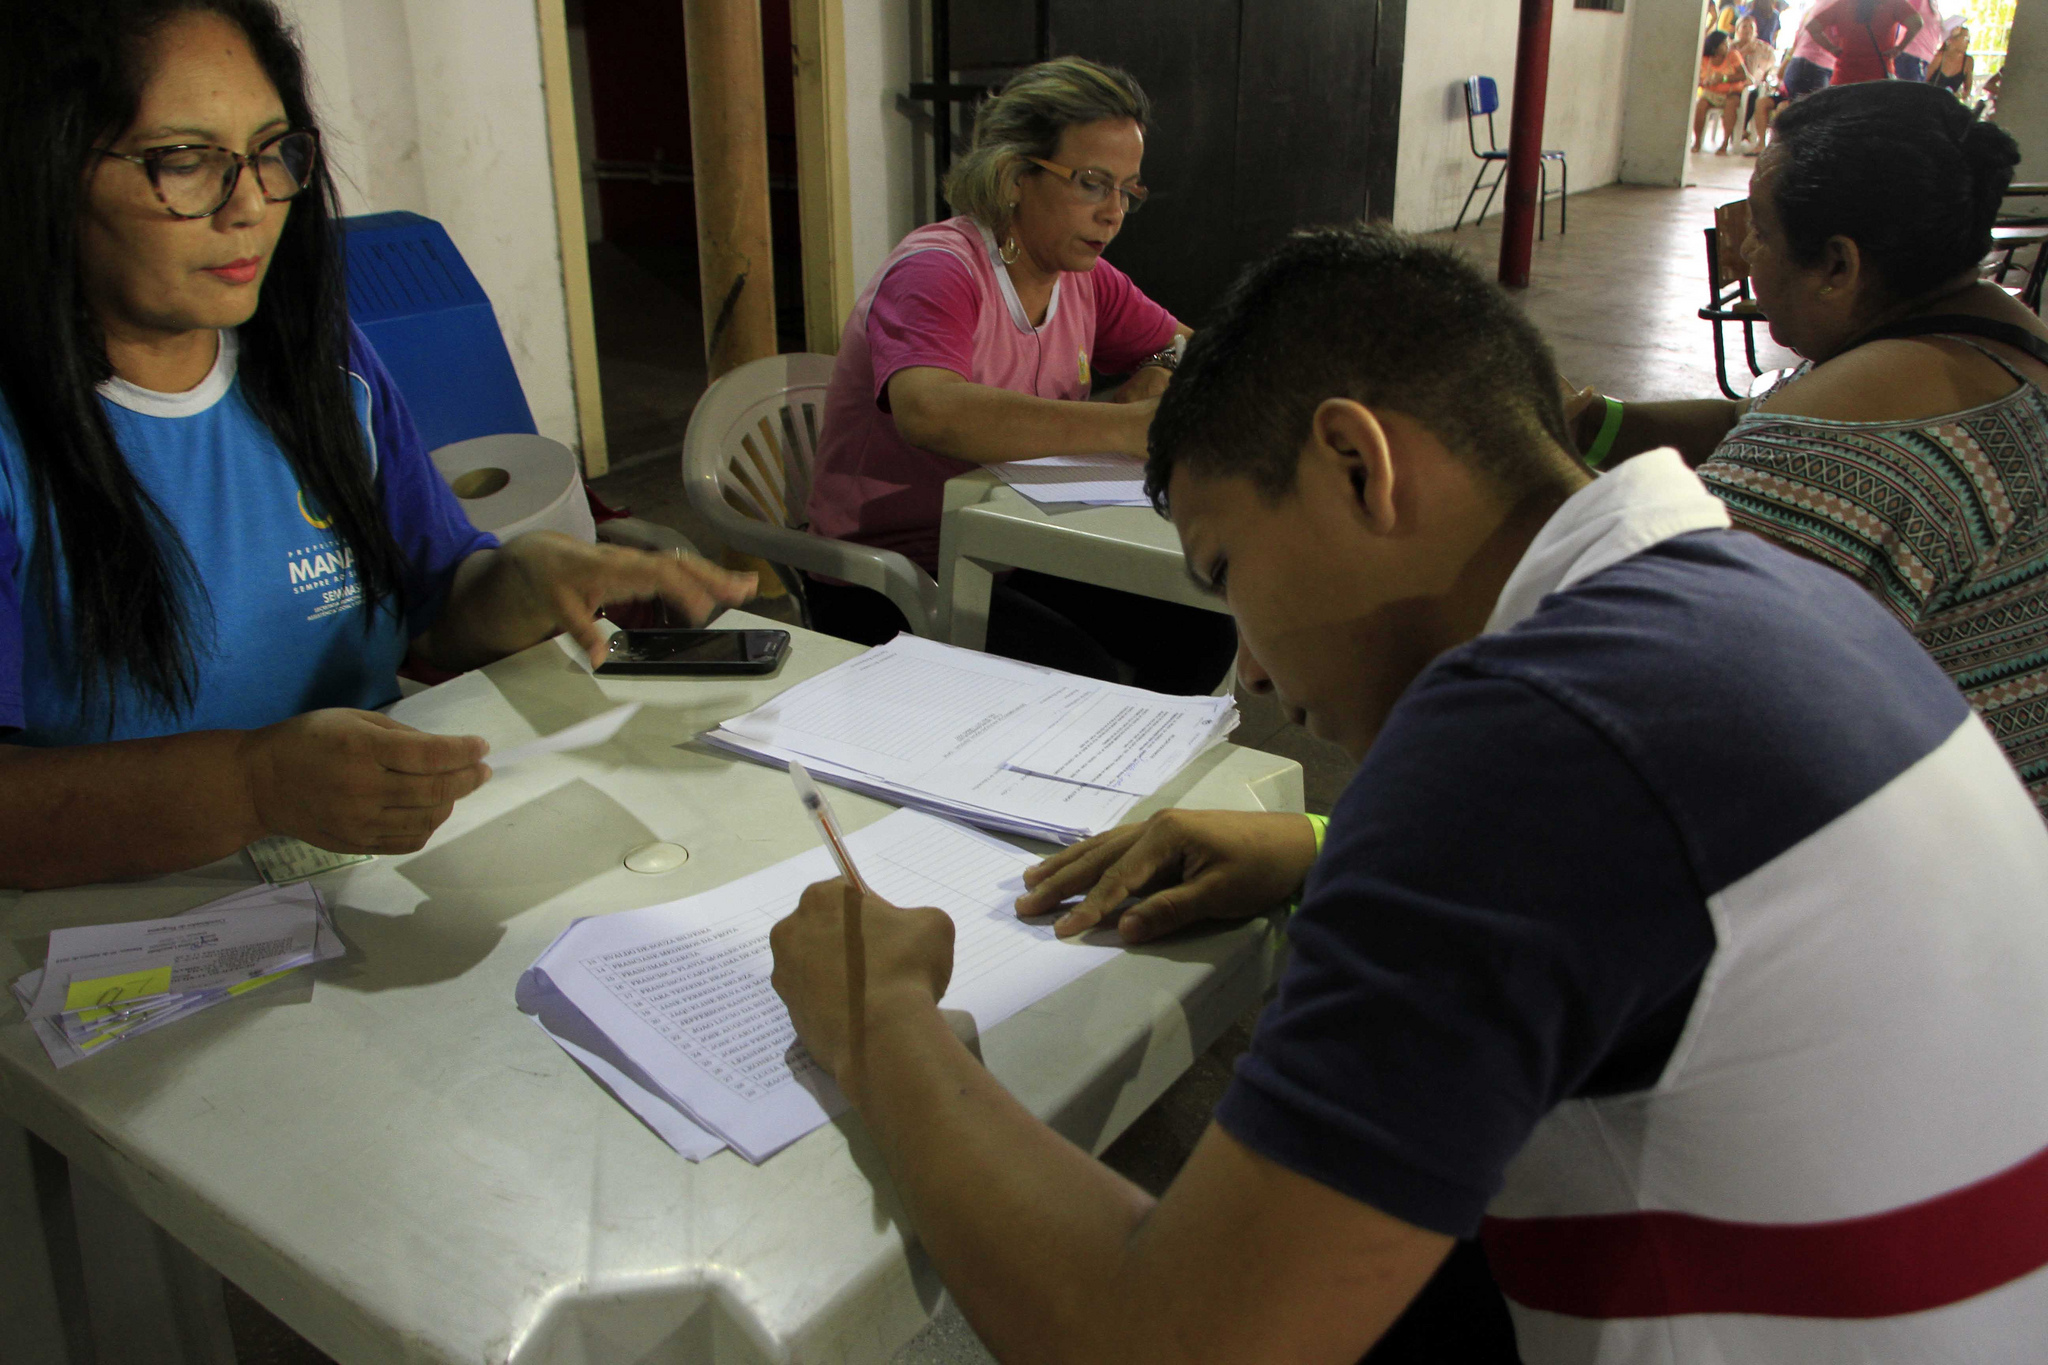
0, 0, 405, 730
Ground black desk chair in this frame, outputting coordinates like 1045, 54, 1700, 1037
1452, 76, 1568, 239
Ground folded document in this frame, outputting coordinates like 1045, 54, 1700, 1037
11, 882, 342, 1068
988, 453, 1153, 507
519, 809, 1126, 1163
701, 635, 1238, 843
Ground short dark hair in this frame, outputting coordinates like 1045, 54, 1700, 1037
1145, 223, 1571, 511
1704, 29, 1730, 57
1769, 81, 2019, 300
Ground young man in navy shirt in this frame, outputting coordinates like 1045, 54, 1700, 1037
769, 225, 2048, 1364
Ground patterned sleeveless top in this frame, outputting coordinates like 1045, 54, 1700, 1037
1700, 339, 2048, 817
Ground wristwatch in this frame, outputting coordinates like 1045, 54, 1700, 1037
1137, 345, 1180, 373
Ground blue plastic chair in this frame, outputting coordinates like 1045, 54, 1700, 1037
340, 212, 538, 451
1452, 76, 1568, 239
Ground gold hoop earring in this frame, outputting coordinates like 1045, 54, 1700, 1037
1000, 235, 1021, 265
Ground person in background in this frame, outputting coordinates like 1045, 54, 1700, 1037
1696, 30, 1752, 154
1748, 13, 1835, 149
1804, 0, 1923, 84
1894, 0, 1945, 81
1568, 82, 2048, 817
1927, 22, 1975, 95
1731, 15, 1779, 153
805, 57, 1234, 695
768, 222, 2048, 1365
1746, 0, 1791, 46
0, 0, 754, 890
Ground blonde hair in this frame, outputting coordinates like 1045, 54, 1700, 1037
943, 57, 1151, 233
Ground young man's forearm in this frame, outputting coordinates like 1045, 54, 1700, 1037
855, 999, 1159, 1364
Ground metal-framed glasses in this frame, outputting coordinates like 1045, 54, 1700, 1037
1025, 156, 1149, 214
93, 129, 319, 220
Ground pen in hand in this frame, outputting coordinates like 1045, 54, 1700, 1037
789, 762, 869, 1071
789, 761, 869, 894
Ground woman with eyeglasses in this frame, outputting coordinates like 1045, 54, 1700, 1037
0, 0, 752, 889
805, 57, 1235, 695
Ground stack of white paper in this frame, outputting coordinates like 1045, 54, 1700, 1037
988, 453, 1153, 507
10, 883, 342, 1068
700, 636, 1237, 843
518, 809, 1126, 1162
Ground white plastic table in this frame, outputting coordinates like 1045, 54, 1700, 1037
0, 612, 1300, 1365
936, 471, 1230, 650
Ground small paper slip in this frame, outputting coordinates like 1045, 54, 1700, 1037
11, 882, 342, 1068
521, 810, 1123, 1163
989, 454, 1153, 507
246, 835, 373, 885
486, 703, 641, 770
1002, 691, 1237, 795
701, 636, 1238, 844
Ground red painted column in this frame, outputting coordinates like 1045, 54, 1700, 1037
1497, 0, 1556, 288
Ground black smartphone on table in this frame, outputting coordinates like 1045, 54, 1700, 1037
595, 628, 791, 676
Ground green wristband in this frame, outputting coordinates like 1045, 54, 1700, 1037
1288, 814, 1330, 913
1584, 396, 1624, 468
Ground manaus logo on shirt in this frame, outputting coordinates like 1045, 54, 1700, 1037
1078, 348, 1090, 388
297, 489, 333, 529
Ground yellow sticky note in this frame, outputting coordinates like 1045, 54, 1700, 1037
226, 966, 300, 997
65, 966, 172, 1012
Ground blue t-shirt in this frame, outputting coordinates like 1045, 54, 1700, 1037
0, 327, 495, 745
1214, 529, 1982, 1238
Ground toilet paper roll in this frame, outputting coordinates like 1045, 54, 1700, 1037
430, 433, 597, 544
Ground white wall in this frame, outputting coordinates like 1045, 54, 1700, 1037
1392, 0, 1637, 233
842, 0, 921, 291
276, 0, 581, 452
1995, 0, 2048, 176
1620, 0, 1708, 186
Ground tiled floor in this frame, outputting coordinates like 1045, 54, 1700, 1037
223, 158, 1761, 1365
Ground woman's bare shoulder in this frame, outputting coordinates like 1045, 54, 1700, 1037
1756, 296, 2048, 425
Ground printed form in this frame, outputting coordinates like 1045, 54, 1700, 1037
529, 810, 1124, 1162
704, 636, 1236, 843
989, 454, 1152, 507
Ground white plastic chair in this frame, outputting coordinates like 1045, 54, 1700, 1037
681, 353, 941, 637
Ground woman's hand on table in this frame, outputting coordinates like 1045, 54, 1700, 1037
1015, 810, 1321, 943
1114, 366, 1173, 403
489, 533, 758, 669
239, 709, 491, 854
771, 879, 956, 1098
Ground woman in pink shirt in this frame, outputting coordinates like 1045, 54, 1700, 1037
805, 58, 1233, 693
1804, 0, 1923, 84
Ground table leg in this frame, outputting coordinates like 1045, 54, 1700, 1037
943, 556, 998, 652
0, 1117, 81, 1365
69, 1165, 238, 1365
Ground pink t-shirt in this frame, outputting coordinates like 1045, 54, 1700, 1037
1788, 15, 1836, 66
1904, 0, 1944, 61
806, 217, 1178, 573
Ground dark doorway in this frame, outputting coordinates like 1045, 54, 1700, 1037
569, 0, 807, 467
935, 0, 1406, 326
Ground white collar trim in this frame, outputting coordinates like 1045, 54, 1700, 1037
98, 330, 238, 418
1485, 449, 1732, 634
974, 221, 1062, 333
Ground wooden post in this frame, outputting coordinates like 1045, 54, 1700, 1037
536, 0, 609, 477
682, 0, 779, 378
791, 0, 856, 354
1498, 0, 1556, 289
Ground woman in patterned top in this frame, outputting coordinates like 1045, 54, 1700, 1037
1568, 81, 2048, 816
